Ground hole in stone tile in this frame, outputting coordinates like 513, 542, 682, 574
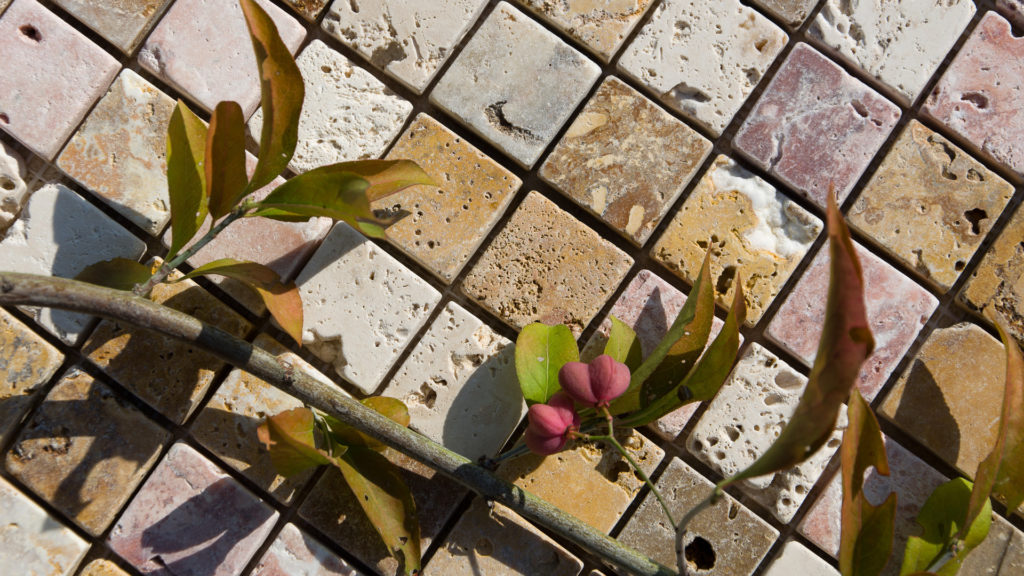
685, 537, 716, 570
850, 100, 869, 118
774, 371, 802, 389
964, 208, 987, 235
754, 38, 768, 52
960, 92, 989, 110
0, 177, 14, 191
725, 426, 740, 442
0, 113, 9, 125
715, 266, 736, 294
954, 260, 966, 272
321, 65, 332, 74
605, 460, 631, 483
728, 502, 739, 520
18, 24, 41, 42
475, 538, 493, 556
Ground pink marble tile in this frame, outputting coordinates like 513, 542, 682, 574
733, 43, 901, 207
0, 0, 119, 159
923, 12, 1024, 179
108, 443, 278, 576
766, 241, 938, 401
252, 524, 363, 576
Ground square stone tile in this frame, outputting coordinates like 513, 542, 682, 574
849, 121, 1015, 291
294, 222, 441, 393
808, 0, 975, 102
460, 191, 633, 336
78, 558, 132, 576
252, 523, 364, 576
734, 43, 901, 208
108, 442, 278, 576
618, 457, 779, 575
0, 308, 63, 444
540, 77, 712, 246
618, 0, 787, 136
426, 499, 584, 576
5, 367, 170, 536
998, 0, 1024, 28
83, 273, 252, 424
0, 140, 28, 232
373, 113, 521, 283
429, 2, 601, 168
381, 302, 523, 460
249, 40, 412, 174
766, 240, 938, 400
881, 322, 1006, 477
58, 70, 176, 236
924, 12, 1024, 179
51, 0, 172, 53
138, 0, 306, 117
763, 541, 838, 576
960, 203, 1024, 346
959, 515, 1024, 576
0, 183, 146, 345
0, 0, 119, 159
282, 0, 327, 21
0, 475, 89, 576
322, 0, 487, 94
515, 0, 654, 62
751, 0, 819, 27
652, 155, 822, 324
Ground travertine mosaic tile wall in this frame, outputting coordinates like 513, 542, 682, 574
1, 1, 1023, 575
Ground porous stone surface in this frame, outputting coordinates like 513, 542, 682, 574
373, 114, 521, 283
960, 197, 1024, 347
849, 121, 1014, 290
923, 12, 1024, 178
767, 241, 938, 400
0, 0, 119, 159
51, 0, 171, 52
809, 0, 975, 102
58, 70, 176, 236
618, 0, 787, 136
382, 302, 524, 460
460, 191, 633, 336
78, 559, 132, 576
516, 0, 653, 61
252, 524, 363, 576
881, 323, 1006, 476
294, 222, 441, 393
430, 2, 601, 168
618, 457, 778, 574
249, 40, 412, 173
763, 541, 839, 576
0, 140, 28, 233
751, 0, 818, 27
5, 367, 169, 536
734, 43, 901, 207
0, 475, 88, 576
283, 0, 327, 21
322, 0, 486, 93
0, 308, 63, 444
959, 515, 1024, 576
426, 499, 584, 576
83, 274, 252, 424
138, 0, 306, 117
0, 183, 146, 345
998, 0, 1024, 28
540, 77, 712, 245
652, 155, 821, 324
108, 443, 278, 576
498, 430, 664, 532
688, 344, 846, 523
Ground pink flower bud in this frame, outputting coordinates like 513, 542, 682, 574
558, 354, 630, 408
524, 392, 579, 455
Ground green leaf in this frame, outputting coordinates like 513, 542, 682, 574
326, 397, 411, 452
205, 101, 249, 220
334, 159, 437, 202
336, 447, 421, 574
841, 389, 897, 576
166, 100, 209, 260
240, 0, 303, 192
515, 323, 579, 405
177, 259, 303, 345
604, 316, 643, 371
75, 258, 153, 291
901, 478, 991, 576
257, 407, 341, 477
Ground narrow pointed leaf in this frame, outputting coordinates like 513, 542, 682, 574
326, 397, 411, 451
205, 101, 249, 220
248, 165, 385, 232
515, 323, 579, 405
257, 407, 340, 477
240, 0, 303, 192
75, 258, 153, 291
166, 100, 208, 259
901, 478, 991, 576
333, 159, 437, 202
604, 316, 643, 370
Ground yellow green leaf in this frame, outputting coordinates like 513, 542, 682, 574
257, 407, 341, 477
901, 478, 990, 576
515, 323, 579, 405
166, 100, 208, 260
205, 101, 249, 220
333, 159, 437, 202
75, 258, 153, 291
604, 316, 643, 371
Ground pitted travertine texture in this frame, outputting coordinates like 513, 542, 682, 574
322, 0, 486, 93
998, 0, 1024, 28
849, 121, 1014, 290
51, 0, 171, 52
0, 475, 88, 576
252, 524, 362, 576
282, 0, 326, 21
0, 0, 119, 159
430, 2, 601, 168
249, 40, 412, 173
0, 183, 146, 345
734, 43, 901, 207
540, 77, 712, 245
383, 302, 523, 460
751, 0, 818, 27
295, 222, 441, 393
0, 308, 63, 444
618, 0, 787, 136
58, 70, 176, 236
923, 12, 1024, 178
688, 344, 846, 523
516, 0, 653, 61
79, 559, 132, 576
6, 368, 170, 536
763, 541, 839, 576
652, 155, 821, 325
960, 204, 1024, 347
461, 191, 633, 336
374, 114, 521, 283
0, 141, 27, 234
809, 0, 975, 102
618, 457, 778, 574
138, 0, 305, 117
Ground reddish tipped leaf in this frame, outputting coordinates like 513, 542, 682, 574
257, 407, 341, 476
75, 258, 153, 291
205, 101, 249, 219
326, 397, 411, 451
334, 160, 437, 202
515, 323, 579, 405
166, 100, 209, 259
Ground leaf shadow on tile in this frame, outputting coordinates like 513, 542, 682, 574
440, 348, 522, 461
889, 359, 961, 462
